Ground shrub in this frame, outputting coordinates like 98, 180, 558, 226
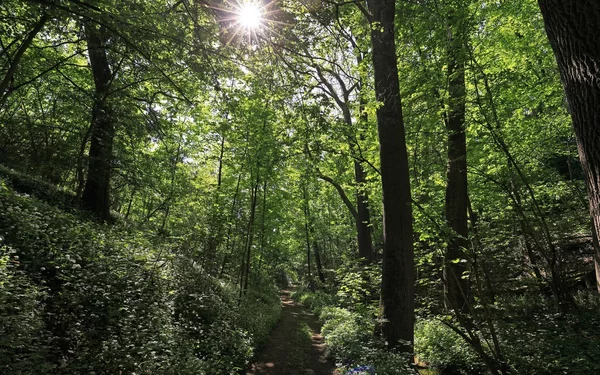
0, 180, 280, 374
319, 306, 414, 375
335, 262, 381, 312
0, 165, 77, 212
414, 319, 484, 374
238, 286, 282, 348
294, 286, 415, 375
296, 289, 338, 315
0, 245, 52, 374
494, 293, 600, 375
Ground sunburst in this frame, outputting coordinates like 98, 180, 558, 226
237, 1, 263, 30
207, 0, 286, 46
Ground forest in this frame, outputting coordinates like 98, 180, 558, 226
1, 0, 600, 374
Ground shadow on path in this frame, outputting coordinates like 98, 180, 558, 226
246, 290, 339, 375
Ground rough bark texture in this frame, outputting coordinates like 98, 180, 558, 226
81, 23, 114, 222
367, 0, 415, 349
537, 0, 600, 292
444, 8, 470, 312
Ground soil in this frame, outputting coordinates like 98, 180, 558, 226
246, 290, 339, 375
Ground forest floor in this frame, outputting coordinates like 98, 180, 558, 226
246, 290, 339, 375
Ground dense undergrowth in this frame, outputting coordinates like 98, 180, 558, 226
0, 170, 281, 375
294, 262, 600, 375
293, 264, 416, 375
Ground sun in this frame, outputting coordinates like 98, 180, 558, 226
236, 1, 263, 30
210, 0, 278, 46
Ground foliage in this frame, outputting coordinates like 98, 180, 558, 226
0, 245, 51, 374
494, 293, 600, 375
335, 261, 381, 312
415, 320, 484, 374
294, 287, 338, 316
0, 165, 78, 212
237, 286, 283, 349
2, 0, 600, 373
295, 289, 415, 375
0, 180, 280, 374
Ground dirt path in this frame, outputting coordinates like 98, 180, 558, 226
246, 290, 339, 375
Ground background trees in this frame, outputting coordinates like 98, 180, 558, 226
1, 0, 600, 374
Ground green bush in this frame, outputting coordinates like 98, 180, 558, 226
415, 319, 484, 374
320, 307, 369, 361
0, 165, 77, 212
494, 293, 600, 375
0, 180, 280, 374
238, 286, 282, 348
294, 287, 415, 375
0, 245, 52, 374
335, 262, 381, 311
296, 289, 338, 315
319, 306, 415, 375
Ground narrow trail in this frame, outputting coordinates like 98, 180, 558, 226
246, 290, 339, 375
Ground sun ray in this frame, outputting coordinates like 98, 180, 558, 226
237, 1, 262, 30
206, 0, 292, 47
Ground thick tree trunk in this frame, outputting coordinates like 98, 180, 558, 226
444, 7, 470, 313
81, 23, 114, 222
367, 0, 415, 349
537, 0, 600, 293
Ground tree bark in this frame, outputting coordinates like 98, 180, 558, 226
303, 183, 313, 281
537, 0, 600, 293
366, 0, 415, 349
81, 23, 114, 222
303, 182, 325, 283
313, 240, 325, 283
241, 169, 260, 299
355, 159, 374, 263
443, 6, 470, 313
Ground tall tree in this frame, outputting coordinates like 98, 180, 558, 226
537, 0, 600, 293
364, 0, 415, 349
81, 22, 114, 221
443, 3, 470, 312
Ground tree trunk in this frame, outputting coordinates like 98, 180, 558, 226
355, 90, 375, 264
81, 23, 114, 222
354, 160, 374, 263
303, 183, 312, 281
537, 0, 600, 293
312, 69, 374, 263
0, 13, 48, 107
367, 0, 415, 350
444, 7, 470, 313
240, 170, 259, 301
313, 240, 325, 283
303, 182, 325, 283
341, 99, 374, 264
